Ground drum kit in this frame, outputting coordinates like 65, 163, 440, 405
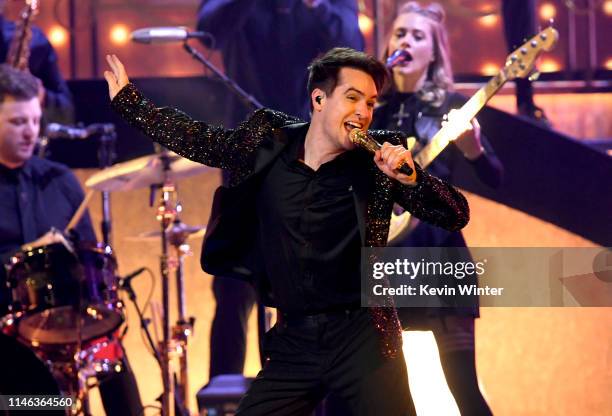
1, 147, 212, 415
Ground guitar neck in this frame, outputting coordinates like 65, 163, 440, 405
414, 71, 508, 168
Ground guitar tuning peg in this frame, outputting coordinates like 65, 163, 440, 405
528, 71, 541, 82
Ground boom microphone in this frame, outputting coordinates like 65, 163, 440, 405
131, 27, 210, 44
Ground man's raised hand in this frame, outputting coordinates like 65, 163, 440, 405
103, 54, 130, 100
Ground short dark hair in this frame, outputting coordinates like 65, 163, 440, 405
0, 64, 39, 103
307, 47, 388, 109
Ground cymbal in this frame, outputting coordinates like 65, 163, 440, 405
125, 223, 206, 243
85, 151, 214, 192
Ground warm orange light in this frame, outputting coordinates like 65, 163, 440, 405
603, 0, 612, 15
539, 58, 561, 72
48, 25, 67, 47
358, 13, 374, 36
480, 62, 499, 76
604, 57, 612, 70
110, 24, 130, 45
539, 3, 556, 20
478, 14, 499, 28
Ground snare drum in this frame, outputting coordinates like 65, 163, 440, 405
6, 243, 123, 345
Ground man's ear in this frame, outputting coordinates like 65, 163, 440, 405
311, 89, 325, 111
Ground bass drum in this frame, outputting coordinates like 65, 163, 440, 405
6, 243, 123, 346
0, 333, 64, 415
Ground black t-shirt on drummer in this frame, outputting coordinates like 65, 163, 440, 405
0, 157, 96, 313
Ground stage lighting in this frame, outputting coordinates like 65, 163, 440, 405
478, 14, 499, 28
480, 62, 499, 76
359, 13, 374, 36
540, 58, 561, 72
110, 24, 130, 45
48, 25, 67, 47
540, 3, 556, 20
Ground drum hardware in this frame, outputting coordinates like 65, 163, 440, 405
147, 150, 196, 416
84, 147, 213, 415
167, 220, 196, 414
6, 243, 123, 346
88, 148, 199, 415
2, 237, 126, 415
124, 222, 206, 243
117, 267, 163, 371
84, 151, 214, 193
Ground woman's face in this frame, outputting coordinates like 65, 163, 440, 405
387, 12, 435, 79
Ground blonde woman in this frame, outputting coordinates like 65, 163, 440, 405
372, 2, 502, 414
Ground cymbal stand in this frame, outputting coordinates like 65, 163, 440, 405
97, 127, 117, 247
167, 220, 196, 415
155, 151, 177, 416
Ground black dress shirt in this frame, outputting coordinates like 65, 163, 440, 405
256, 128, 362, 314
0, 157, 95, 312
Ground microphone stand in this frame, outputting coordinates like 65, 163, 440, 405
156, 151, 175, 416
181, 40, 270, 370
121, 276, 162, 368
96, 126, 117, 247
182, 41, 263, 111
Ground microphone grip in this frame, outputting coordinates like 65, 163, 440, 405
397, 162, 414, 177
349, 129, 414, 176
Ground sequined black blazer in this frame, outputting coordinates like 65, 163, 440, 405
112, 83, 469, 356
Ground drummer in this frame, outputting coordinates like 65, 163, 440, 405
0, 64, 142, 416
0, 63, 96, 310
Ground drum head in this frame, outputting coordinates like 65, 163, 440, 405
17, 305, 123, 345
8, 243, 123, 345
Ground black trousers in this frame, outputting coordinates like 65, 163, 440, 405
209, 277, 257, 378
236, 309, 415, 416
427, 316, 492, 416
326, 315, 492, 416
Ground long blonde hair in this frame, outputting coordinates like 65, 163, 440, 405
382, 1, 454, 107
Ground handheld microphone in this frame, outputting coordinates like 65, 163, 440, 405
349, 129, 414, 177
386, 49, 411, 69
45, 123, 115, 140
118, 267, 147, 289
131, 27, 210, 44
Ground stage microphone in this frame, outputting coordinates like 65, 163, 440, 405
45, 123, 115, 139
131, 27, 210, 44
118, 267, 147, 289
386, 49, 411, 69
349, 129, 414, 177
